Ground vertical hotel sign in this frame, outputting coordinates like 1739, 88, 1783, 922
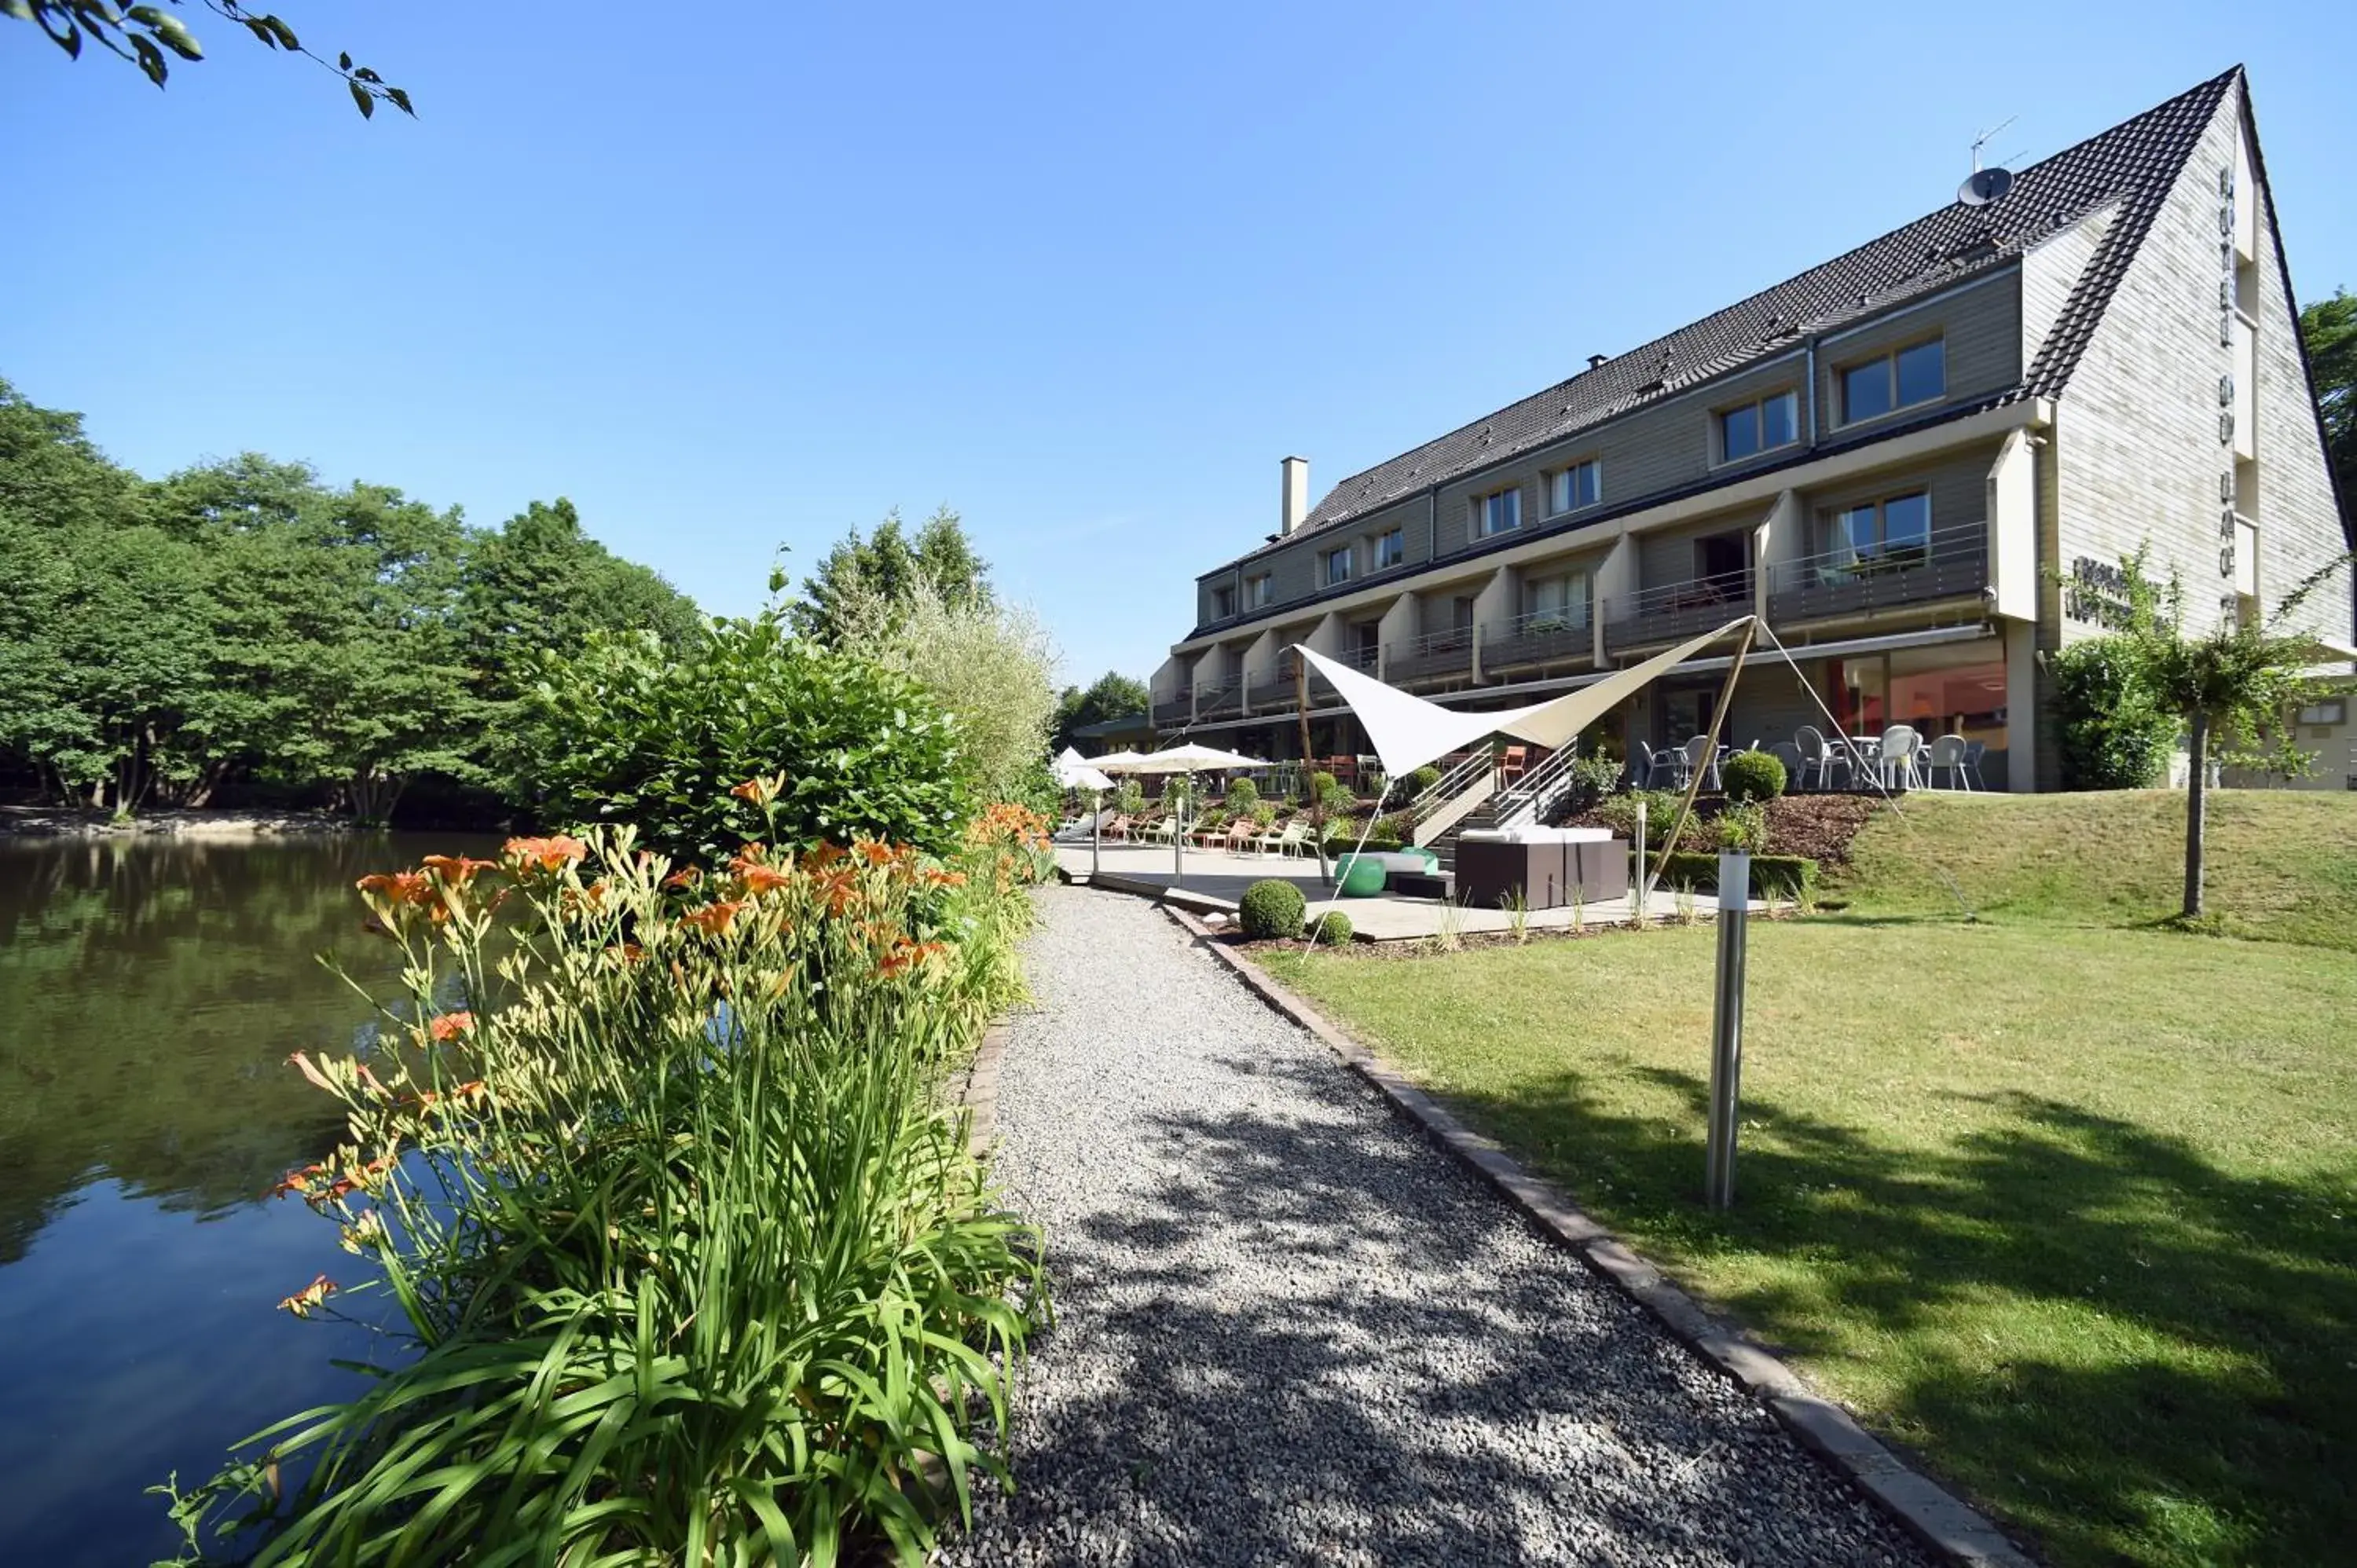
2214, 162, 2239, 625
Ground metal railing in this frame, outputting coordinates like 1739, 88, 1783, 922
1194, 677, 1242, 718
1765, 522, 1988, 623
1493, 743, 1585, 832
1248, 656, 1336, 711
1385, 625, 1474, 683
1482, 604, 1594, 671
1149, 695, 1191, 727
1602, 570, 1751, 652
1410, 747, 1497, 819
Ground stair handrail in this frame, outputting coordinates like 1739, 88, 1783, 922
1409, 746, 1494, 820
1493, 744, 1587, 831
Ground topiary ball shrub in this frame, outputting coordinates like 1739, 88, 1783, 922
1406, 764, 1442, 796
1307, 910, 1354, 946
1224, 777, 1259, 810
1721, 748, 1787, 804
1237, 879, 1307, 940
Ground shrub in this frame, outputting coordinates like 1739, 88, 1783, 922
1238, 878, 1307, 940
1567, 749, 1626, 810
157, 823, 1044, 1565
1655, 849, 1817, 899
1595, 788, 1697, 850
1322, 815, 1362, 845
1224, 777, 1259, 811
1406, 764, 1442, 797
1373, 811, 1418, 845
1307, 910, 1354, 945
1712, 800, 1771, 852
1300, 769, 1338, 805
1721, 748, 1786, 803
517, 616, 973, 864
1114, 779, 1145, 817
2051, 636, 2174, 789
1249, 800, 1277, 829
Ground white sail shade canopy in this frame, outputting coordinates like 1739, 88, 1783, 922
1288, 617, 1754, 779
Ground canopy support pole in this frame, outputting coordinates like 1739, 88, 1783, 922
1297, 660, 1329, 881
1644, 617, 1758, 908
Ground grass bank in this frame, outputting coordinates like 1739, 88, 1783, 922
1261, 791, 2357, 1568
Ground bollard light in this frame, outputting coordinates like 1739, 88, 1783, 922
1706, 850, 1750, 1210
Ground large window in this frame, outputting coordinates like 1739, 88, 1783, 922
1210, 584, 1235, 619
1324, 545, 1353, 586
1717, 390, 1798, 462
1520, 569, 1590, 631
1477, 486, 1523, 537
1547, 460, 1600, 515
1374, 527, 1405, 569
1246, 573, 1273, 608
1839, 337, 1945, 424
1825, 491, 1932, 569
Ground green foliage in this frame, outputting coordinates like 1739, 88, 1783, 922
1406, 764, 1442, 796
1721, 748, 1786, 804
1567, 748, 1626, 809
1373, 811, 1417, 845
1050, 671, 1150, 751
790, 506, 992, 647
517, 615, 976, 864
1710, 800, 1772, 852
2300, 290, 2355, 538
1595, 789, 1698, 851
5, 1, 413, 116
1307, 910, 1353, 945
1113, 779, 1145, 817
1248, 800, 1277, 829
1238, 878, 1307, 940
2051, 638, 2173, 789
1656, 850, 1817, 899
154, 829, 1043, 1565
1224, 777, 1259, 810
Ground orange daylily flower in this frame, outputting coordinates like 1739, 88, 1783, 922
922, 867, 969, 888
356, 871, 434, 907
729, 778, 771, 804
808, 841, 846, 869
728, 843, 770, 871
272, 1162, 327, 1199
428, 1011, 475, 1042
420, 855, 498, 888
680, 899, 746, 936
664, 867, 703, 891
853, 839, 896, 867
502, 835, 588, 873
740, 864, 794, 896
289, 1051, 336, 1094
277, 1274, 339, 1319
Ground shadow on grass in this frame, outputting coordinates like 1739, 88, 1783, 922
951, 1046, 1929, 1567
1441, 1062, 2357, 1568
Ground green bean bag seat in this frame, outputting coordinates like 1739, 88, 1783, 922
1333, 855, 1388, 897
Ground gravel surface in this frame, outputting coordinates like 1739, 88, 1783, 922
941, 884, 1935, 1568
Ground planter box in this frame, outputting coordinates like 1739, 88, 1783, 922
1455, 833, 1629, 910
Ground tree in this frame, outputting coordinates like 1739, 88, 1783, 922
838, 579, 1061, 808
2301, 291, 2356, 544
790, 506, 992, 647
2102, 553, 2354, 921
1051, 672, 1149, 751
5, 1, 412, 117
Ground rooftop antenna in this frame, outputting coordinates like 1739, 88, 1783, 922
1959, 115, 2018, 206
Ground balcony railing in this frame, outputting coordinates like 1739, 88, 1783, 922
1602, 570, 1751, 652
1246, 656, 1335, 712
1766, 523, 1987, 625
1194, 677, 1242, 719
1150, 695, 1192, 727
1385, 626, 1473, 684
1481, 605, 1594, 672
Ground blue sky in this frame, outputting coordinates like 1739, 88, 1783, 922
5, 2, 2351, 690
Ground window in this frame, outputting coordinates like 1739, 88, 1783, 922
1324, 545, 1353, 586
1374, 527, 1405, 569
1717, 390, 1798, 462
1824, 491, 1932, 569
1246, 573, 1273, 608
1838, 337, 1945, 425
1520, 569, 1590, 631
1547, 460, 1600, 515
1478, 486, 1523, 537
1211, 584, 1235, 619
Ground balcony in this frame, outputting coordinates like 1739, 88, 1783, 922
1194, 676, 1243, 720
1246, 656, 1335, 712
1150, 694, 1193, 727
1766, 523, 1987, 626
1385, 626, 1473, 685
1480, 606, 1594, 674
1603, 570, 1751, 654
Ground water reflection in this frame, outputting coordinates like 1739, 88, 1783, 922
0, 832, 496, 1566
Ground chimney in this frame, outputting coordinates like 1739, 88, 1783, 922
1280, 455, 1309, 535
1586, 353, 1609, 370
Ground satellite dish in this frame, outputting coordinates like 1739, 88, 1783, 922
1958, 166, 2014, 206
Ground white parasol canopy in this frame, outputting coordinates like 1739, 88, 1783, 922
1091, 742, 1269, 883
1289, 617, 1753, 779
1054, 746, 1115, 792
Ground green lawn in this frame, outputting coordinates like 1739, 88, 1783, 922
1261, 792, 2357, 1568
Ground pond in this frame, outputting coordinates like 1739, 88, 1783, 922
0, 832, 497, 1567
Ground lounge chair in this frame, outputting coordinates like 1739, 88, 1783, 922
1255, 818, 1308, 857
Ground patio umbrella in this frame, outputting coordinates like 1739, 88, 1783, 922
1094, 742, 1268, 884
1054, 747, 1115, 878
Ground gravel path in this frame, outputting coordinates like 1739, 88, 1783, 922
943, 885, 1934, 1568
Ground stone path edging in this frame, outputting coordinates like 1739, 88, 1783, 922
951, 1020, 1013, 1160
1162, 904, 2038, 1568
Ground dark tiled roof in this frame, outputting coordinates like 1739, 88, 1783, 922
1255, 68, 2241, 562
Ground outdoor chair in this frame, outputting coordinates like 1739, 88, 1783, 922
1963, 740, 1990, 790
1681, 735, 1721, 793
1923, 735, 1970, 789
1878, 724, 1923, 790
1794, 725, 1849, 792
1500, 746, 1529, 784
1255, 818, 1308, 857
1769, 740, 1805, 789
1221, 820, 1256, 854
1103, 814, 1133, 841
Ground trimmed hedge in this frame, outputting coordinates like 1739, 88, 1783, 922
1654, 851, 1817, 899
1238, 878, 1307, 940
